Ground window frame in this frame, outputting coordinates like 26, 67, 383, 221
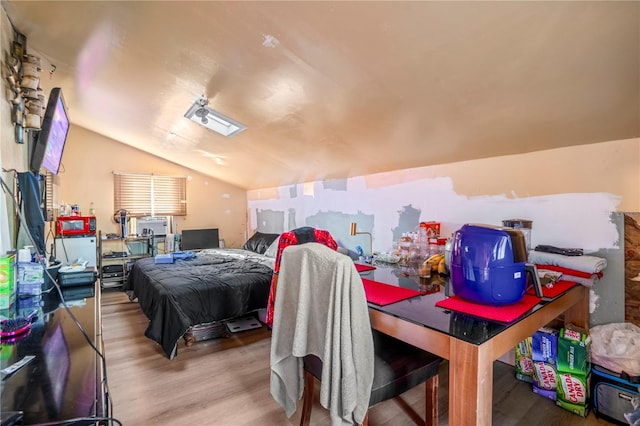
113, 172, 187, 217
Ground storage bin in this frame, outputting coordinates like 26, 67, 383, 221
591, 364, 639, 425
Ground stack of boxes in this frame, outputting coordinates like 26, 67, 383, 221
556, 325, 591, 416
515, 324, 591, 416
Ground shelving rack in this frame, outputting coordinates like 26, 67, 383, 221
98, 230, 153, 289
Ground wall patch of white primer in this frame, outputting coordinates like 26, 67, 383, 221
248, 175, 620, 254
589, 289, 600, 314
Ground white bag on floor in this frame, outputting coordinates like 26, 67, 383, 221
590, 322, 640, 376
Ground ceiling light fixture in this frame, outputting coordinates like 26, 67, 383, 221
184, 96, 247, 137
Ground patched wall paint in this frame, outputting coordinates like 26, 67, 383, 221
249, 175, 620, 255
248, 139, 636, 255
247, 139, 636, 323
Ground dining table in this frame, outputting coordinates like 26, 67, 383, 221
360, 261, 589, 426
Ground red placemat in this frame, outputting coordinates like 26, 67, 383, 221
362, 278, 420, 306
526, 280, 577, 298
355, 263, 376, 272
435, 294, 542, 323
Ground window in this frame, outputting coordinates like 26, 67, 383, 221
113, 172, 186, 217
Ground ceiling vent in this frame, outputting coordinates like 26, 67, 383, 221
184, 97, 247, 137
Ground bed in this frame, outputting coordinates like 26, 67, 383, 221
124, 232, 279, 358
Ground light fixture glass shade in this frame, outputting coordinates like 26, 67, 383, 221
184, 100, 247, 137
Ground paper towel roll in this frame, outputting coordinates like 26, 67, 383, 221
18, 248, 31, 263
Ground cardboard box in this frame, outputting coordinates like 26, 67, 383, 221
420, 221, 441, 237
17, 282, 42, 296
533, 361, 558, 390
556, 325, 591, 416
17, 294, 42, 312
17, 262, 44, 285
514, 337, 534, 383
532, 327, 559, 365
533, 384, 557, 401
533, 361, 558, 401
0, 256, 14, 310
556, 372, 590, 416
556, 399, 590, 417
557, 326, 590, 375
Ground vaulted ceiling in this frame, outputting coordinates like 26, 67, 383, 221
3, 1, 639, 190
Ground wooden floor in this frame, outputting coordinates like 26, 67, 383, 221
101, 288, 611, 425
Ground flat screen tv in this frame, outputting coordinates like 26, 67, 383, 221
30, 87, 70, 175
181, 228, 219, 251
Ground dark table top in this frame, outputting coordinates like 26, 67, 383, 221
362, 261, 557, 346
1, 283, 104, 425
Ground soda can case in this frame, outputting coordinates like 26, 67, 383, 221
532, 327, 559, 365
590, 364, 639, 425
557, 371, 590, 416
558, 326, 591, 375
0, 256, 15, 310
515, 337, 534, 383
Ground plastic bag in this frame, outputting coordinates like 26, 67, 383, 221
625, 395, 640, 426
590, 322, 640, 376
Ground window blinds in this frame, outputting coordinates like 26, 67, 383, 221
113, 173, 186, 217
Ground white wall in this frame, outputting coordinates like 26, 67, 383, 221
248, 138, 638, 321
56, 125, 249, 249
248, 138, 638, 255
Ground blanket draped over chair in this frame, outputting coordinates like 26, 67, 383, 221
270, 243, 374, 425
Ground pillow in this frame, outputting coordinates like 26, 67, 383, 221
242, 232, 279, 255
264, 236, 281, 258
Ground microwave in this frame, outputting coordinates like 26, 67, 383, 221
56, 216, 97, 236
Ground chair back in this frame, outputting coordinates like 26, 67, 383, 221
270, 243, 374, 425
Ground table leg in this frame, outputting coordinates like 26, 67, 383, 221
449, 338, 493, 425
562, 285, 589, 329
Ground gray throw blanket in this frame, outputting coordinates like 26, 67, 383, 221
270, 243, 374, 425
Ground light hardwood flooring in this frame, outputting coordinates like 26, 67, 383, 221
101, 289, 611, 425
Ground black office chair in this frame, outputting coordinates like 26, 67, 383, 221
270, 243, 442, 426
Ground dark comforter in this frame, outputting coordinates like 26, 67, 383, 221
124, 250, 273, 358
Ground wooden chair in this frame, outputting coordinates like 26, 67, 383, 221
269, 243, 441, 426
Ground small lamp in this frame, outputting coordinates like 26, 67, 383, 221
350, 222, 373, 258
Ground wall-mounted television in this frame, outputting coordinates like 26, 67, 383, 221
30, 87, 70, 175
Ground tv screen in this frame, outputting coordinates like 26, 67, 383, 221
181, 228, 219, 251
30, 87, 70, 175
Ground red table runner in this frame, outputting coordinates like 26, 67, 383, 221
435, 294, 542, 323
362, 278, 420, 306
